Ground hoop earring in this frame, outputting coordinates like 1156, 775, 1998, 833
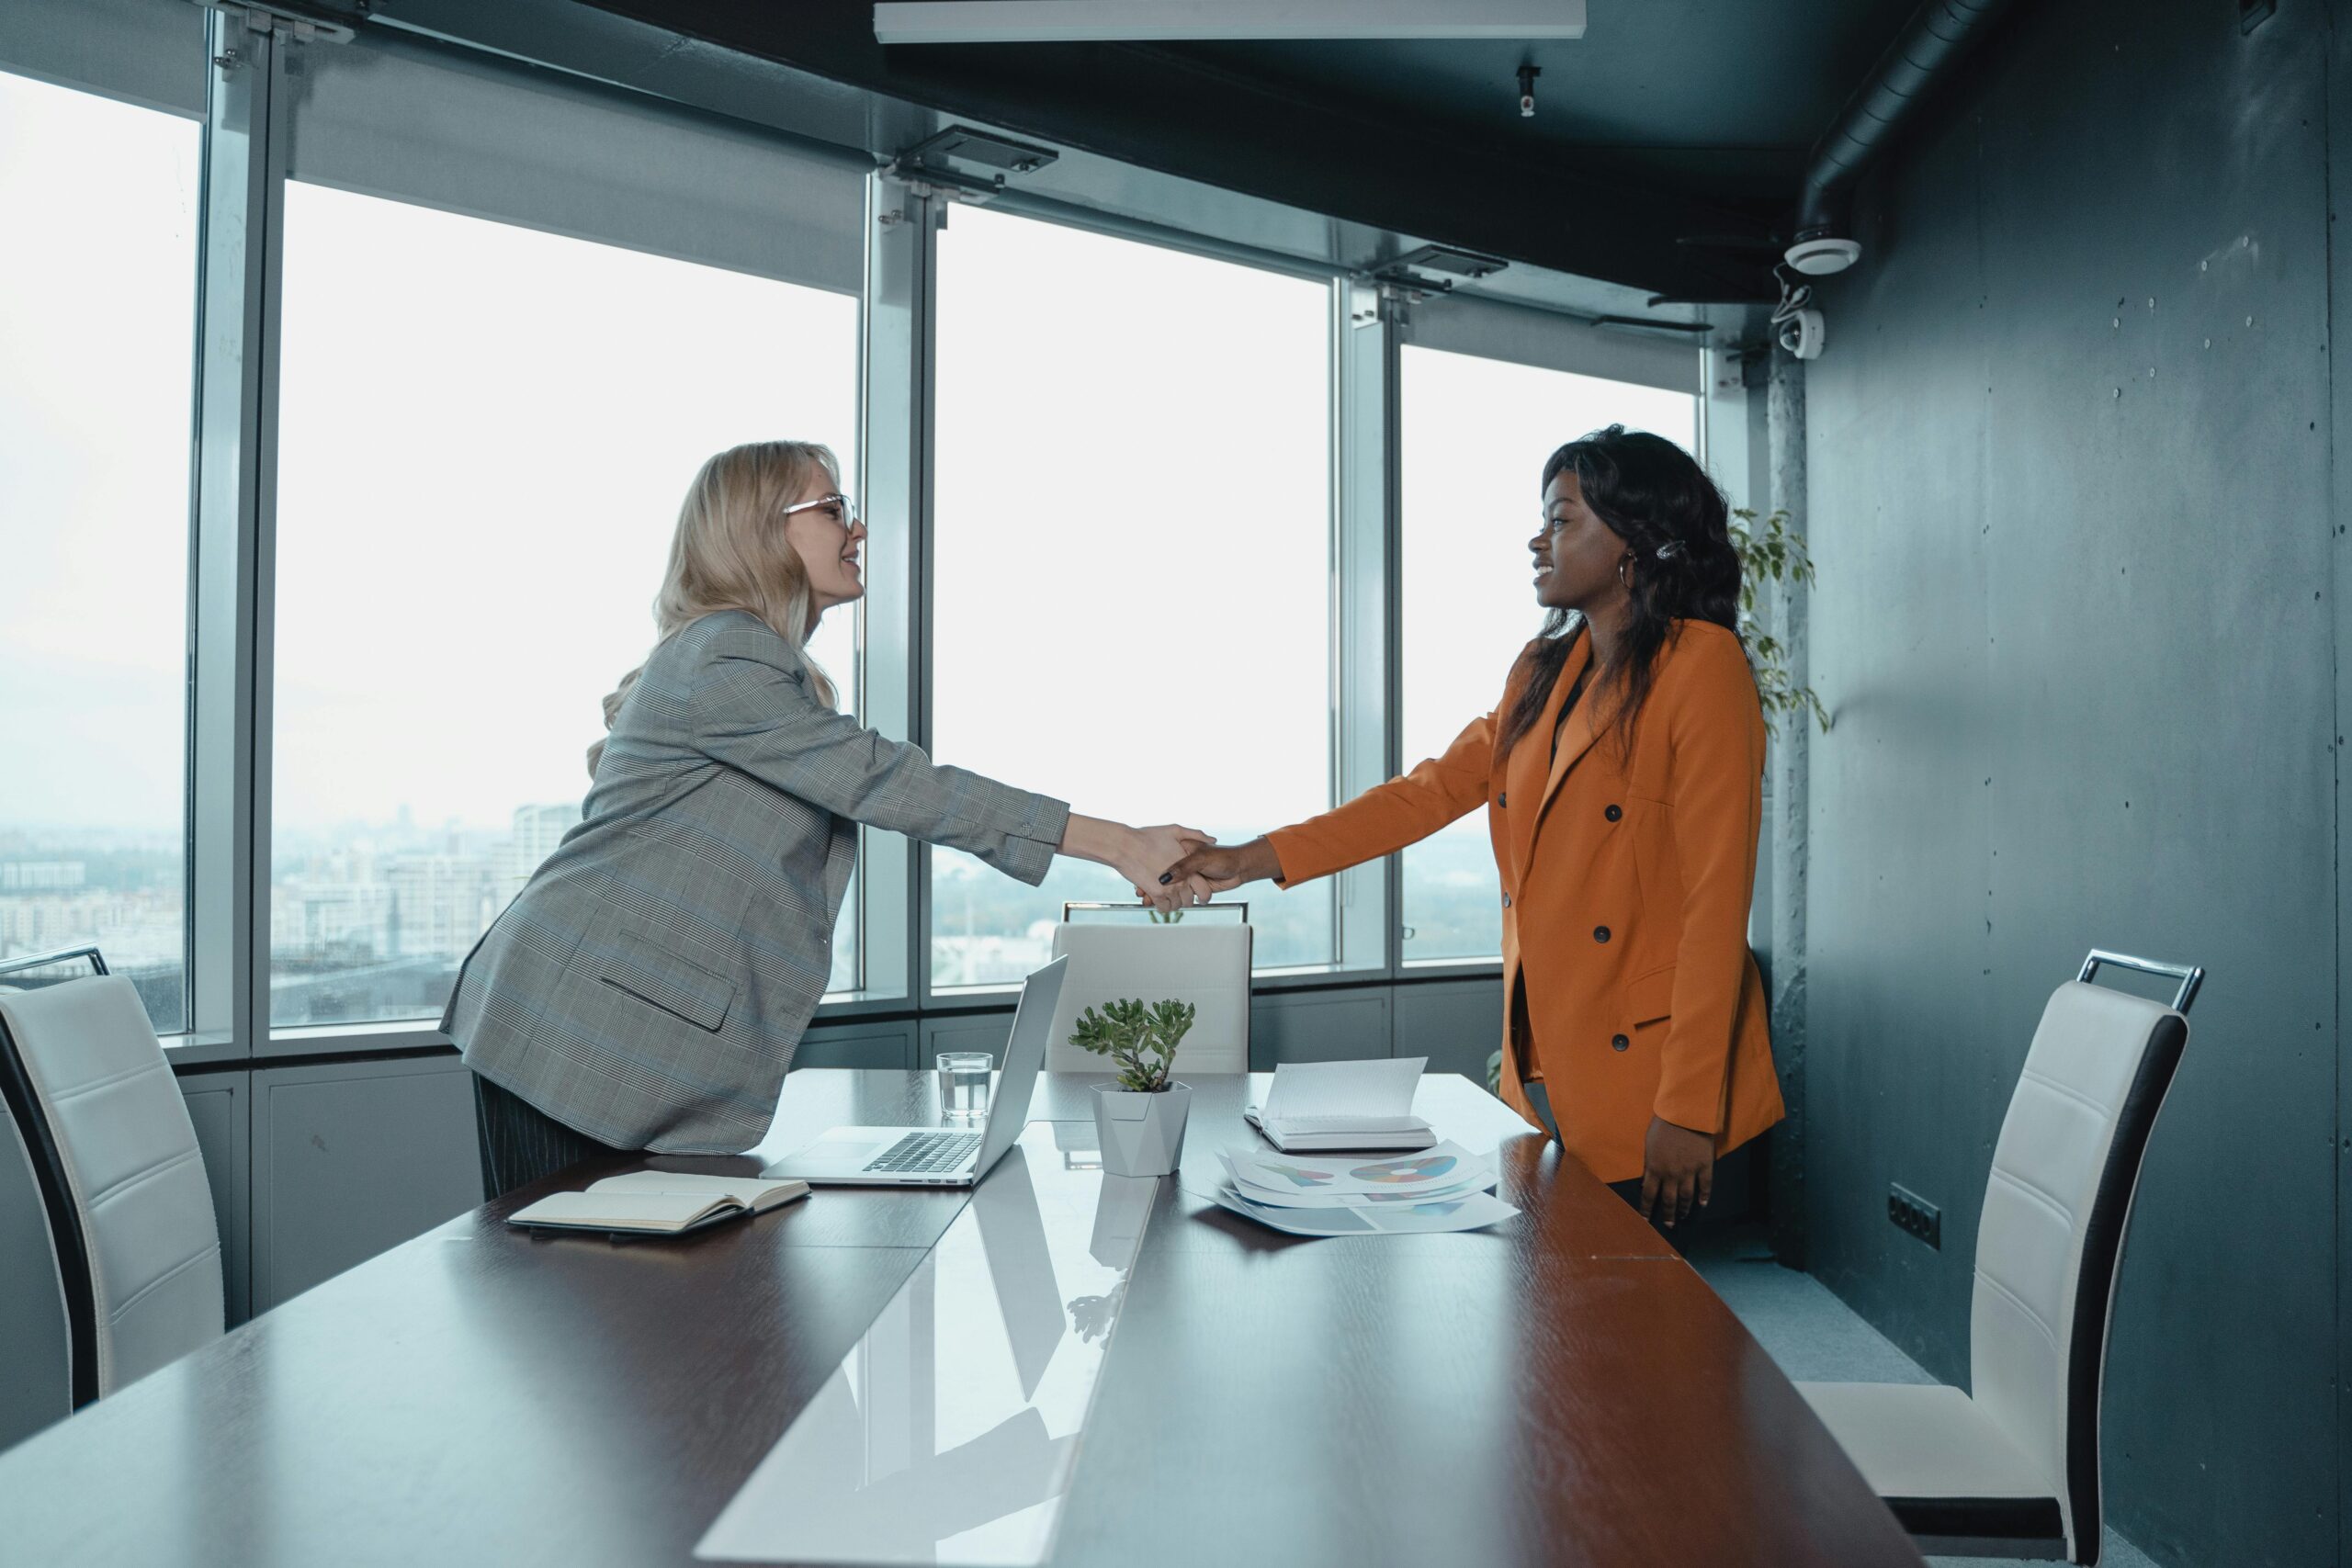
1616, 555, 1634, 589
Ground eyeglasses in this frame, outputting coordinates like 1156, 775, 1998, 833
780, 492, 861, 528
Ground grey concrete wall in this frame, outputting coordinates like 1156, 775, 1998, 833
1802, 1, 2335, 1563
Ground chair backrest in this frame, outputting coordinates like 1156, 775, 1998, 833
0, 975, 225, 1406
1041, 922, 1252, 1076
1969, 967, 2192, 1558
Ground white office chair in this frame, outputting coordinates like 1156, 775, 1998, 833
0, 947, 226, 1408
1042, 911, 1252, 1076
1798, 950, 2199, 1565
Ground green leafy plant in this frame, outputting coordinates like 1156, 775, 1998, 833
1729, 506, 1831, 736
1068, 998, 1196, 1093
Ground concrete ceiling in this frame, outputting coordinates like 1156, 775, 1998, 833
553, 0, 1954, 302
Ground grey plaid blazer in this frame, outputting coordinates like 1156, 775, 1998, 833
445, 610, 1069, 1154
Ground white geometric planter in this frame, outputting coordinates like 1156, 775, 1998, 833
1091, 1082, 1193, 1178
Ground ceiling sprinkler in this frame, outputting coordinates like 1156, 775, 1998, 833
1517, 62, 1541, 118
1784, 235, 1862, 276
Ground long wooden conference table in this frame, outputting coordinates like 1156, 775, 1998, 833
0, 1069, 1924, 1566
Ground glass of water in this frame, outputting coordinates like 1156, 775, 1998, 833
936, 1052, 994, 1122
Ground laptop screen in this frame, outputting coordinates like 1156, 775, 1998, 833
971, 956, 1067, 1175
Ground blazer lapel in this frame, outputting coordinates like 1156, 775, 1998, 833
1541, 671, 1608, 816
1505, 634, 1592, 882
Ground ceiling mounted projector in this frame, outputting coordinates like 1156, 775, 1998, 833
1784, 235, 1862, 276
873, 1, 1589, 44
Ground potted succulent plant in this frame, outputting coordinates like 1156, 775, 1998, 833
1069, 998, 1196, 1178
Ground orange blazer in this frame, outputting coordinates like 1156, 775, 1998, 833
1266, 619, 1783, 1183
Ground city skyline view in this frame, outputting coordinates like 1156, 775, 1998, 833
2, 804, 1517, 1032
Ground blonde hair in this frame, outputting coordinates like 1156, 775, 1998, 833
590, 439, 844, 775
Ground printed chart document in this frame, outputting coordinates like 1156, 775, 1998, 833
1206, 1142, 1519, 1237
1210, 1183, 1520, 1237
508, 1170, 809, 1236
1242, 1055, 1435, 1151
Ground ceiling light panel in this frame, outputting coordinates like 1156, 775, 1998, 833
874, 1, 1588, 45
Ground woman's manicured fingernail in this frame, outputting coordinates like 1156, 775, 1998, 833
1159, 873, 1173, 885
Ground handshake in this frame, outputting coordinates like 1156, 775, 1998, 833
1112, 825, 1284, 914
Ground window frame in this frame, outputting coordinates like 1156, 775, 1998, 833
909, 197, 1364, 1001
0, 0, 219, 1056
179, 13, 882, 1061
27, 0, 1723, 1065
1389, 293, 1708, 974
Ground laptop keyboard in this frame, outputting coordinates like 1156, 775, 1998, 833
864, 1130, 983, 1175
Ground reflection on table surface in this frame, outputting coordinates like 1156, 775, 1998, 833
696, 1122, 1156, 1567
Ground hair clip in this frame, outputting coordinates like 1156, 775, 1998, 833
1654, 541, 1683, 560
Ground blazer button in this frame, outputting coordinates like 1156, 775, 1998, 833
1593, 925, 1611, 943
1604, 804, 1623, 822
1611, 1033, 1630, 1052
1498, 791, 1508, 807
1501, 893, 1512, 908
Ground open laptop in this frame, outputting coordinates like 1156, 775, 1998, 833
762, 956, 1068, 1187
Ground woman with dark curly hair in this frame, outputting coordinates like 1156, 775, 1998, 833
1167, 424, 1782, 1229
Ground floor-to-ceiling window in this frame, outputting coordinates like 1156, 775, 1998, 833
2, 0, 1720, 1043
0, 62, 203, 1029
1397, 341, 1701, 964
265, 43, 865, 1028
928, 206, 1335, 986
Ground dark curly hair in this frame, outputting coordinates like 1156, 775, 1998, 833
1492, 424, 1745, 762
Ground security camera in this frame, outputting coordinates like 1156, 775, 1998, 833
1779, 308, 1825, 360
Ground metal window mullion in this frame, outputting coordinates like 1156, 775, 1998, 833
1330, 281, 1394, 976
842, 182, 873, 1000
850, 175, 931, 1010
908, 192, 941, 1007
1378, 293, 1406, 979
1326, 284, 1345, 967
186, 11, 283, 1061
244, 36, 291, 1049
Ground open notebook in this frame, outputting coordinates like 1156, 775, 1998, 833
1243, 1055, 1435, 1152
507, 1171, 810, 1235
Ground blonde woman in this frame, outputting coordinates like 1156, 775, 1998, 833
445, 440, 1209, 1197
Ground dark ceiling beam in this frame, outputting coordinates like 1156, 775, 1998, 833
577, 0, 1778, 302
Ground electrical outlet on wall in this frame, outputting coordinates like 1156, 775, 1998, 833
1889, 1183, 1941, 1249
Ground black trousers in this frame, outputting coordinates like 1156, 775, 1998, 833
471, 1073, 631, 1201
1527, 1080, 1750, 1242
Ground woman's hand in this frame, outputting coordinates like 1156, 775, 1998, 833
1639, 1115, 1715, 1228
1121, 824, 1218, 909
1162, 836, 1283, 892
1060, 815, 1216, 911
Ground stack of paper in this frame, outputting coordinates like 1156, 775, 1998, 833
1208, 1140, 1519, 1236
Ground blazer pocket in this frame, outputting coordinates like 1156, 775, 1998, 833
1625, 964, 1677, 1027
597, 929, 735, 1033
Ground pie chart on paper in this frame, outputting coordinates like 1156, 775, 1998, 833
1350, 1155, 1457, 1185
